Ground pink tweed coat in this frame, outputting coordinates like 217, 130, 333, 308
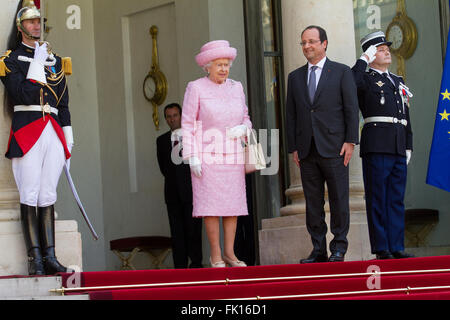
181, 77, 252, 217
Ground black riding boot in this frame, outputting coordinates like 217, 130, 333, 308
38, 205, 70, 274
20, 204, 45, 276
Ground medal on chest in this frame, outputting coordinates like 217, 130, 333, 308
375, 81, 386, 106
398, 83, 413, 113
380, 90, 386, 106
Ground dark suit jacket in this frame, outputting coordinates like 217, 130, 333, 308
352, 59, 412, 157
156, 131, 193, 204
286, 58, 360, 159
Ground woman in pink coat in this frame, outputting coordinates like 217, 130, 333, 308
182, 40, 252, 268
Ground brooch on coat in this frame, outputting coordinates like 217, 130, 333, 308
375, 81, 385, 88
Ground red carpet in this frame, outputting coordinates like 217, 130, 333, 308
60, 256, 450, 300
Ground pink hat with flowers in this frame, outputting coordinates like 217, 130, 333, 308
195, 40, 237, 67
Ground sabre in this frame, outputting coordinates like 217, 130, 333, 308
64, 164, 99, 240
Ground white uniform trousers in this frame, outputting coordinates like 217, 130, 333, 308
12, 121, 66, 207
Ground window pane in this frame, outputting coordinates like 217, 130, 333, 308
264, 56, 278, 129
261, 0, 276, 52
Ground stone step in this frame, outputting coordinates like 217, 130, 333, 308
0, 276, 61, 298
259, 211, 375, 265
0, 218, 83, 277
0, 275, 89, 300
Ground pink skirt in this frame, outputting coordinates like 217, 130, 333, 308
191, 153, 248, 217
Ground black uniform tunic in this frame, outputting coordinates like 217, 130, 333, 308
0, 43, 71, 160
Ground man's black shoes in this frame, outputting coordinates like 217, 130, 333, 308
375, 250, 414, 259
328, 251, 345, 262
300, 252, 328, 264
375, 251, 394, 260
392, 251, 415, 259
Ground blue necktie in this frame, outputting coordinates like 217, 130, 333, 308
308, 66, 318, 103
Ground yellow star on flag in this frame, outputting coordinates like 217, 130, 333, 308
441, 89, 450, 101
440, 109, 450, 121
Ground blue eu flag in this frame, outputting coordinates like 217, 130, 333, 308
426, 28, 450, 192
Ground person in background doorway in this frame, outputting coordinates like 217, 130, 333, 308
157, 103, 203, 268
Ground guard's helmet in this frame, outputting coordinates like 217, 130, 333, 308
16, 0, 41, 40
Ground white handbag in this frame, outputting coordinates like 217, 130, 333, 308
244, 128, 266, 174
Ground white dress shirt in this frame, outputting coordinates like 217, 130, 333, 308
307, 56, 327, 88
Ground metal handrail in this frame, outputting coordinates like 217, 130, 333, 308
224, 285, 450, 300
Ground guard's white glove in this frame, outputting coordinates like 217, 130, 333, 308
189, 156, 202, 178
227, 125, 247, 139
26, 42, 49, 84
63, 126, 74, 170
406, 150, 412, 165
63, 126, 74, 148
361, 45, 377, 64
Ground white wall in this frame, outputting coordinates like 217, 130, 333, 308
91, 0, 248, 270
46, 0, 106, 271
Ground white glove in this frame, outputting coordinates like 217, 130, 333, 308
26, 42, 49, 83
189, 156, 202, 178
406, 150, 411, 165
171, 128, 183, 142
227, 125, 247, 139
63, 126, 74, 146
361, 45, 377, 64
63, 126, 74, 170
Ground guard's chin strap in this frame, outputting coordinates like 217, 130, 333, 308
19, 24, 40, 41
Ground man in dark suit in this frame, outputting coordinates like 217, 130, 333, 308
286, 26, 360, 263
157, 103, 203, 268
352, 31, 414, 260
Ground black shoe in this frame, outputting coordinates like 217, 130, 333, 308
328, 252, 345, 262
20, 204, 45, 276
392, 251, 415, 259
300, 252, 328, 264
38, 206, 71, 274
189, 262, 204, 268
27, 248, 45, 276
375, 250, 394, 260
43, 247, 72, 274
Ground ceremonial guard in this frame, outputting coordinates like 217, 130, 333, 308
352, 31, 414, 260
0, 0, 74, 275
